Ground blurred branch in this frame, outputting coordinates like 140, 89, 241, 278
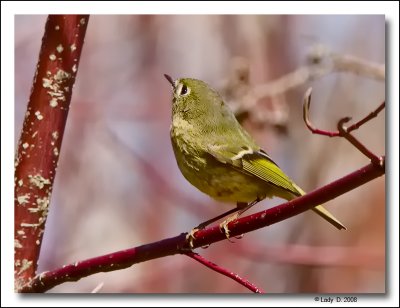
19, 159, 384, 293
224, 46, 385, 127
185, 252, 264, 293
253, 45, 385, 101
14, 15, 89, 291
303, 88, 385, 166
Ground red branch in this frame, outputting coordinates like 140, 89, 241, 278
185, 252, 265, 293
19, 159, 384, 293
14, 15, 89, 290
303, 88, 385, 138
303, 88, 384, 165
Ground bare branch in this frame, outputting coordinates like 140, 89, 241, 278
303, 88, 385, 166
303, 89, 385, 138
185, 252, 265, 293
224, 47, 384, 128
337, 120, 383, 166
14, 15, 89, 291
19, 159, 384, 293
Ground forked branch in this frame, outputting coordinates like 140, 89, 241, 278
303, 88, 385, 167
19, 158, 384, 293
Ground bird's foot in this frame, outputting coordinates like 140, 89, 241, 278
219, 213, 239, 241
186, 227, 201, 249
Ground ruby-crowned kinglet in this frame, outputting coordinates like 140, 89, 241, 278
164, 74, 346, 237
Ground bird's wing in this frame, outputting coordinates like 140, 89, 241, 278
208, 144, 347, 230
207, 144, 300, 197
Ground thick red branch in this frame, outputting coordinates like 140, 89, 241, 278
185, 252, 265, 293
19, 159, 384, 293
14, 15, 89, 290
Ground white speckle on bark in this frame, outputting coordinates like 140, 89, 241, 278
72, 64, 77, 73
35, 111, 43, 120
49, 54, 56, 61
37, 197, 50, 212
15, 239, 23, 249
42, 70, 72, 112
70, 43, 77, 51
18, 259, 33, 275
56, 44, 64, 53
28, 174, 51, 189
50, 98, 58, 107
54, 69, 71, 82
42, 78, 52, 88
55, 25, 60, 30
22, 143, 29, 149
17, 194, 30, 205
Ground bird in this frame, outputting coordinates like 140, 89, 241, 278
164, 74, 346, 245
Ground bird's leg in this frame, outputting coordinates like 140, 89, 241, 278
220, 198, 261, 239
186, 205, 244, 248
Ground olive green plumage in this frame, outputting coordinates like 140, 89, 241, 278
166, 75, 346, 230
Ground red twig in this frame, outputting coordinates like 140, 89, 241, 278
303, 88, 385, 138
337, 118, 383, 166
19, 159, 384, 293
185, 252, 265, 293
14, 15, 89, 291
303, 88, 385, 165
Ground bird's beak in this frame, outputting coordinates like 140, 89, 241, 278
164, 74, 175, 88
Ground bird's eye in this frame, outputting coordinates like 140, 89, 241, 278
180, 85, 188, 95
176, 83, 190, 97
179, 84, 189, 95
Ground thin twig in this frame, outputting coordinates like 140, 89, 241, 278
19, 159, 384, 293
337, 119, 383, 166
303, 88, 341, 137
346, 101, 385, 132
304, 89, 385, 138
185, 252, 265, 293
303, 88, 385, 167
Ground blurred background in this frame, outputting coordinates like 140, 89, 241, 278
15, 15, 385, 293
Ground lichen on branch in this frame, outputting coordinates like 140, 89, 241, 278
14, 15, 89, 291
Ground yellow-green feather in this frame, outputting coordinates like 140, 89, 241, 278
241, 152, 346, 230
169, 77, 346, 230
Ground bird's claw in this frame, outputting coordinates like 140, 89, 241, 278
219, 213, 239, 241
186, 227, 200, 249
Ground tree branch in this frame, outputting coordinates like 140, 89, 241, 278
185, 252, 265, 293
303, 88, 385, 138
19, 158, 384, 293
303, 88, 385, 166
14, 15, 89, 291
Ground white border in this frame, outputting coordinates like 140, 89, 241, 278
2, 1, 398, 307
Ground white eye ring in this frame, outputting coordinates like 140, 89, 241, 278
175, 83, 190, 97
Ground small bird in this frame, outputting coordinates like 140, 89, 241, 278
164, 74, 346, 243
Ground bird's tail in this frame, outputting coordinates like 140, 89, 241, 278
292, 183, 347, 230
